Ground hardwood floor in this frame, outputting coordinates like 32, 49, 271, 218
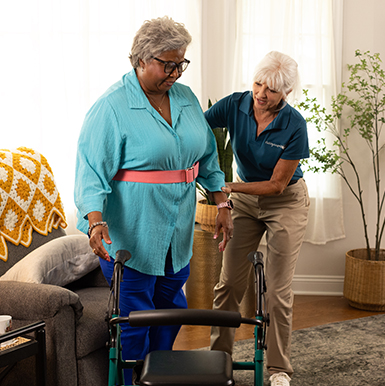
173, 295, 385, 350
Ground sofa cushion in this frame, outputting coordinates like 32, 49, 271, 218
65, 265, 109, 290
74, 286, 110, 358
0, 234, 99, 286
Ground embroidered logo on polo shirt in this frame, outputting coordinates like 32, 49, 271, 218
265, 141, 286, 150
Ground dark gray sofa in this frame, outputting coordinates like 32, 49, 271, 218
0, 228, 110, 386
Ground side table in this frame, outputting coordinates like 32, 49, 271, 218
0, 321, 46, 385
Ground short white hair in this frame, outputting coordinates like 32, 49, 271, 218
252, 51, 301, 100
129, 16, 192, 68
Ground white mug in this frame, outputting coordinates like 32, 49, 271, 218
0, 315, 17, 348
0, 315, 12, 335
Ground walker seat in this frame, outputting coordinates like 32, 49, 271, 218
140, 350, 233, 386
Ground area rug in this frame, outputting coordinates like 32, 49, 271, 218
213, 314, 385, 385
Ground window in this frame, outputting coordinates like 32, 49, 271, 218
234, 0, 345, 243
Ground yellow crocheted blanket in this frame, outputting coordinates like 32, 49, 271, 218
0, 147, 67, 262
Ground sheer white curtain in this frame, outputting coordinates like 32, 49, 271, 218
0, 0, 202, 234
232, 0, 345, 244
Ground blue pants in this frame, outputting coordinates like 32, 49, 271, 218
100, 249, 189, 379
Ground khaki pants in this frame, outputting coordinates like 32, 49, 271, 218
210, 178, 310, 376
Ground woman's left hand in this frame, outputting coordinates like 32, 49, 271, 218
214, 209, 234, 252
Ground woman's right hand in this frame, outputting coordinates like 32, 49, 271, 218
87, 211, 112, 261
221, 183, 234, 194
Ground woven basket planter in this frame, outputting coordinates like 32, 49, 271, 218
343, 249, 385, 311
186, 225, 255, 317
195, 199, 217, 233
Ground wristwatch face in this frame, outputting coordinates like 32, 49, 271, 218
218, 199, 234, 210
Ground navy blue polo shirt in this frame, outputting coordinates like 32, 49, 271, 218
204, 91, 309, 182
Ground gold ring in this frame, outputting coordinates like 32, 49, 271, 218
93, 249, 96, 254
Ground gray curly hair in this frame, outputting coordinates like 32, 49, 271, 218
129, 16, 192, 69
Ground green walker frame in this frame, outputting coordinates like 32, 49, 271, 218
107, 250, 269, 386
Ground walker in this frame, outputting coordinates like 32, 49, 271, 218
107, 250, 269, 386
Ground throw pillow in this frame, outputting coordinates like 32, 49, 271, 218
0, 234, 99, 286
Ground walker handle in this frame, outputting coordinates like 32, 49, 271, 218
247, 251, 264, 268
114, 309, 261, 328
115, 250, 131, 266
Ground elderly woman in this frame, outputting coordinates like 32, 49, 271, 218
74, 16, 233, 380
205, 51, 310, 386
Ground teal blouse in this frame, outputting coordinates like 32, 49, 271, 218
74, 70, 225, 276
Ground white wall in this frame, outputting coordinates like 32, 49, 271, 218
293, 0, 385, 295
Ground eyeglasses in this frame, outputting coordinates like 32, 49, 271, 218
152, 57, 190, 74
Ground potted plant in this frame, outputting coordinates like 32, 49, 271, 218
195, 99, 233, 232
297, 50, 385, 311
